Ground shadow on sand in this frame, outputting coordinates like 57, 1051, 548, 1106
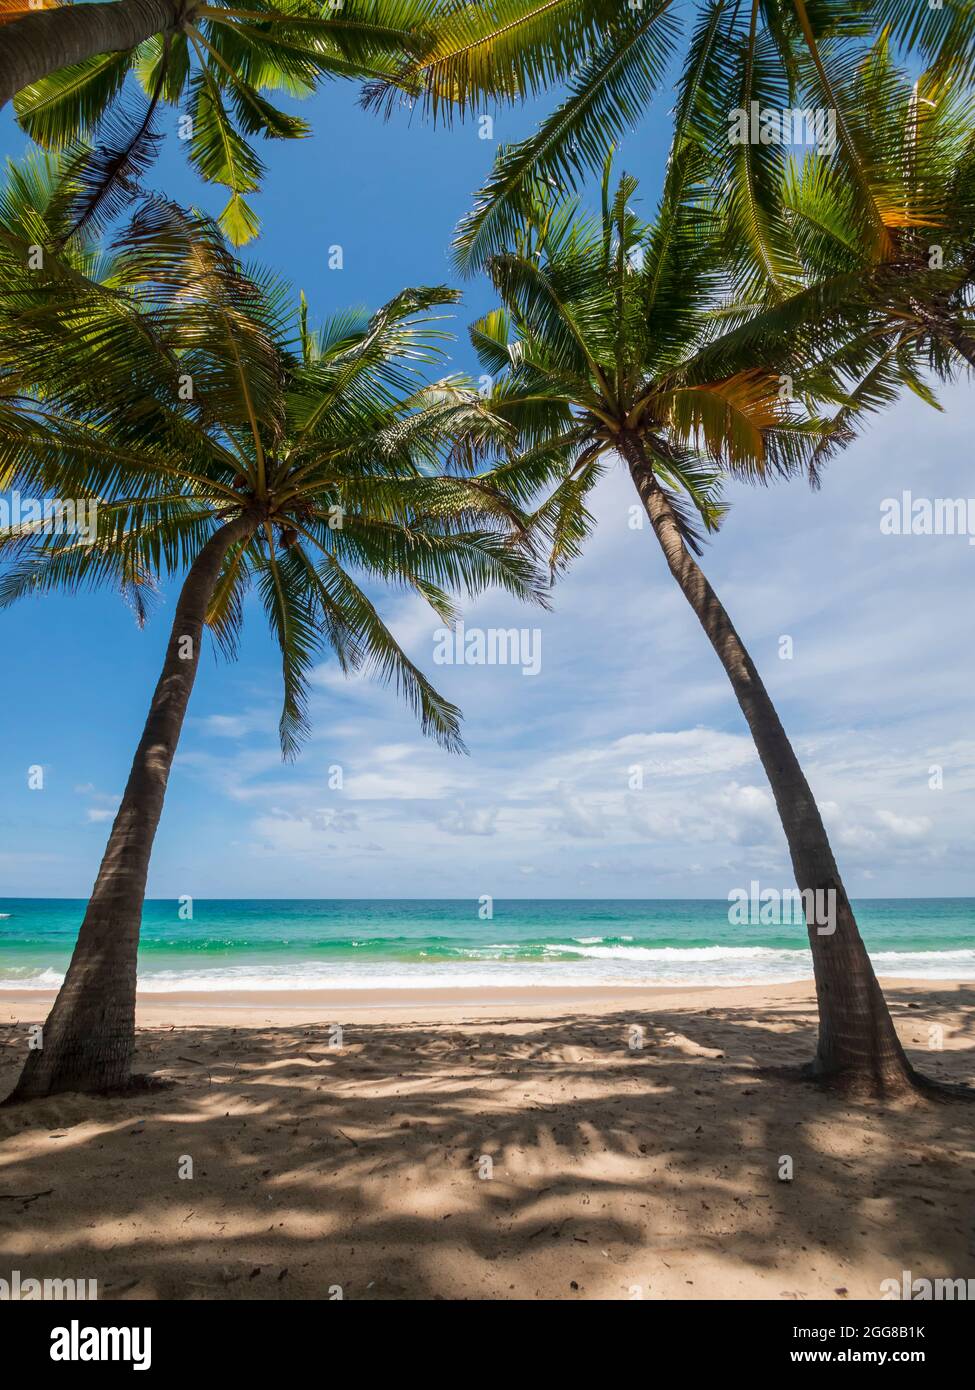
0, 986, 973, 1300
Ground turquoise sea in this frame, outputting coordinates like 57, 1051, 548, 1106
0, 898, 973, 991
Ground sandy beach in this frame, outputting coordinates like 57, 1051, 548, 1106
1, 980, 972, 1301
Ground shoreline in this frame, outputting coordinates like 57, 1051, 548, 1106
0, 975, 967, 1019
0, 981, 735, 1012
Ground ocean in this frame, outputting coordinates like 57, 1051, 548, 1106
0, 898, 973, 991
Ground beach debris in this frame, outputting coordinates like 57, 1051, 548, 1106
659, 1032, 724, 1059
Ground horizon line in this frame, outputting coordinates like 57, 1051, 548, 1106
2, 895, 973, 905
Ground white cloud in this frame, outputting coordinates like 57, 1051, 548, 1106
250, 807, 362, 856
612, 729, 757, 777
876, 809, 933, 839
200, 714, 253, 738
437, 803, 499, 836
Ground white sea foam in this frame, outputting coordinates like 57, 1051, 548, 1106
554, 943, 781, 960
571, 936, 635, 944
0, 966, 63, 988
3, 945, 972, 992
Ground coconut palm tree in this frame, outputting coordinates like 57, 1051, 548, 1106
467, 156, 941, 1096
0, 0, 437, 242
366, 0, 972, 276
0, 157, 543, 1100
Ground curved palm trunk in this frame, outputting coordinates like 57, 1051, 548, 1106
7, 513, 256, 1102
0, 0, 182, 108
622, 435, 916, 1095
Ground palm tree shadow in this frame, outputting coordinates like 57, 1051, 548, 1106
0, 986, 972, 1300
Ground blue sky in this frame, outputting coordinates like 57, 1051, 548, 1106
2, 71, 973, 900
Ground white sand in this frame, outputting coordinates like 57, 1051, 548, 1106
0, 979, 972, 1300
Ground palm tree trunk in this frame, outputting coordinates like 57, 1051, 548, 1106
6, 512, 256, 1102
621, 434, 916, 1095
0, 0, 182, 108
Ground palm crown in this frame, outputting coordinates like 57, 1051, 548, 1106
784, 43, 975, 363
0, 154, 544, 756
468, 156, 828, 570
4, 0, 439, 243
366, 0, 972, 278
707, 44, 975, 465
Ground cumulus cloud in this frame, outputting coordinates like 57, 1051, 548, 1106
876, 809, 933, 839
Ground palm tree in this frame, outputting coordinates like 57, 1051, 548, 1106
0, 157, 543, 1100
366, 0, 973, 275
468, 157, 934, 1096
0, 0, 437, 242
